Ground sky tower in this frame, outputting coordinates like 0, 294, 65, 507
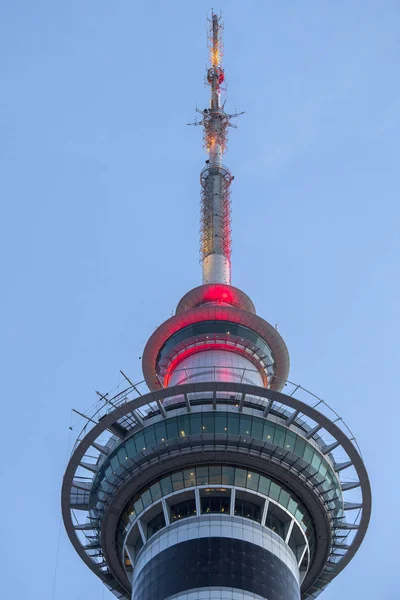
62, 12, 371, 600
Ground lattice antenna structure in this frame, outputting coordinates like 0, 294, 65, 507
189, 12, 244, 285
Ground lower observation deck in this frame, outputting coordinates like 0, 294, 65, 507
62, 376, 371, 600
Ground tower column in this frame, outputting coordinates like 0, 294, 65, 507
130, 516, 300, 600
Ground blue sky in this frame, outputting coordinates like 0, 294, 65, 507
1, 1, 399, 598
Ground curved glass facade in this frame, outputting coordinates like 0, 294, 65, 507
168, 350, 264, 387
90, 411, 343, 515
118, 465, 314, 546
156, 320, 276, 380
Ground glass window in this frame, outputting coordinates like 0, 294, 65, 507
171, 471, 184, 491
147, 511, 166, 538
153, 421, 167, 443
303, 446, 314, 464
258, 475, 271, 496
134, 432, 146, 452
288, 498, 298, 516
189, 413, 202, 434
251, 418, 263, 440
215, 412, 227, 434
269, 481, 280, 501
266, 511, 285, 540
201, 491, 230, 514
125, 437, 137, 457
234, 468, 247, 488
246, 471, 259, 491
133, 496, 143, 514
221, 466, 234, 485
234, 498, 261, 523
274, 425, 285, 447
285, 431, 296, 452
311, 453, 322, 471
149, 481, 162, 502
166, 419, 178, 440
144, 427, 156, 448
196, 466, 209, 485
294, 437, 306, 458
319, 463, 327, 479
177, 414, 191, 438
141, 489, 152, 508
170, 498, 196, 521
117, 446, 128, 465
238, 415, 252, 436
263, 422, 275, 442
201, 412, 214, 433
183, 469, 197, 487
227, 413, 239, 435
104, 466, 114, 482
295, 506, 305, 525
209, 465, 222, 484
160, 475, 173, 496
110, 456, 120, 472
279, 489, 290, 509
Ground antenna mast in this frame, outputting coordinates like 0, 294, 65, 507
191, 12, 243, 285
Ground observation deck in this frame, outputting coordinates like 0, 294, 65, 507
62, 373, 371, 600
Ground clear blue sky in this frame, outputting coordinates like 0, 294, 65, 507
1, 1, 398, 598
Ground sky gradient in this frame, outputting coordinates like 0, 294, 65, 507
1, 1, 399, 599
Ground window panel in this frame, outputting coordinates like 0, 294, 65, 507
238, 415, 252, 436
153, 421, 167, 443
269, 481, 281, 501
110, 456, 120, 472
183, 469, 197, 488
171, 471, 184, 491
294, 437, 306, 458
133, 497, 143, 514
263, 422, 275, 442
285, 431, 296, 452
149, 481, 162, 502
215, 412, 228, 434
246, 471, 259, 491
125, 437, 137, 457
288, 498, 298, 516
141, 489, 152, 508
234, 468, 247, 488
196, 466, 209, 485
189, 413, 202, 434
117, 446, 128, 465
227, 413, 239, 435
303, 445, 314, 463
144, 427, 156, 448
209, 465, 222, 484
274, 425, 285, 447
134, 432, 146, 452
311, 453, 322, 470
160, 476, 173, 496
166, 419, 178, 440
250, 418, 263, 440
201, 412, 214, 434
221, 466, 234, 485
279, 489, 290, 508
258, 476, 271, 496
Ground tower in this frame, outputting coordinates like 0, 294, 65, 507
62, 12, 371, 600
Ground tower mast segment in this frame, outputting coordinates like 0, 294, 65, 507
193, 12, 243, 285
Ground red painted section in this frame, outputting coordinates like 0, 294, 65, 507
142, 304, 290, 393
175, 284, 256, 315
